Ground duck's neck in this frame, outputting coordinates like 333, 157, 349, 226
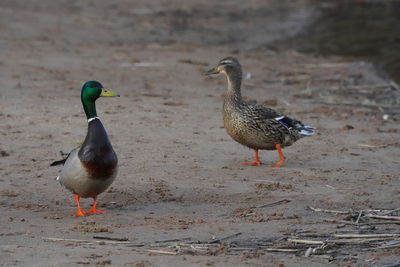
225, 70, 242, 103
85, 117, 110, 148
82, 97, 97, 120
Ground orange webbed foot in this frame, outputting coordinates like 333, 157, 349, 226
88, 197, 106, 215
269, 144, 285, 168
88, 208, 106, 214
243, 149, 262, 166
75, 210, 87, 217
74, 194, 87, 217
269, 161, 284, 168
243, 160, 262, 166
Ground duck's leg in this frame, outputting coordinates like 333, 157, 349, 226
243, 149, 262, 166
74, 194, 87, 217
88, 196, 105, 214
270, 144, 285, 168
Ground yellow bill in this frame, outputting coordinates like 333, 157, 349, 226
100, 88, 120, 97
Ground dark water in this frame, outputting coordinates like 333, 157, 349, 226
140, 1, 400, 82
278, 1, 400, 82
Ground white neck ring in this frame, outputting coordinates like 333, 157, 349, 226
87, 117, 99, 123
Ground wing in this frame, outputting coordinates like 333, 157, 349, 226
50, 158, 67, 166
243, 103, 291, 131
50, 147, 79, 166
244, 103, 314, 136
244, 103, 282, 120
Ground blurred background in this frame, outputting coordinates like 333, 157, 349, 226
2, 0, 399, 81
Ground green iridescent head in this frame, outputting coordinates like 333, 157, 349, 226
81, 81, 119, 120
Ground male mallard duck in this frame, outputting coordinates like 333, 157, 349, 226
205, 57, 314, 167
51, 81, 119, 216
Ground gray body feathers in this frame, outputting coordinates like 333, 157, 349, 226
57, 147, 117, 198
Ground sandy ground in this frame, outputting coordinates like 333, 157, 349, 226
1, 1, 399, 266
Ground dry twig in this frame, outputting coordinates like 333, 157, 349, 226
255, 199, 291, 209
93, 236, 129, 241
155, 237, 193, 243
363, 242, 400, 251
147, 249, 177, 255
287, 238, 324, 245
266, 248, 300, 253
333, 234, 400, 239
380, 208, 400, 216
209, 232, 242, 244
366, 215, 400, 221
308, 206, 351, 214
355, 210, 363, 224
322, 218, 400, 226
42, 237, 130, 244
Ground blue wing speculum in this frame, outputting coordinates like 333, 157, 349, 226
274, 116, 315, 136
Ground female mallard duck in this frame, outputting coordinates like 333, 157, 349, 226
51, 81, 119, 216
205, 57, 314, 167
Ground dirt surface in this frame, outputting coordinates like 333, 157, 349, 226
1, 1, 399, 266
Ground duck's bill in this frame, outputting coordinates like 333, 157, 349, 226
204, 67, 220, 76
100, 88, 120, 97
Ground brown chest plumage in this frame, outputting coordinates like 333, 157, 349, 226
81, 150, 117, 180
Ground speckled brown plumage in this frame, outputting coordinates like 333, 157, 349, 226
205, 57, 314, 167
